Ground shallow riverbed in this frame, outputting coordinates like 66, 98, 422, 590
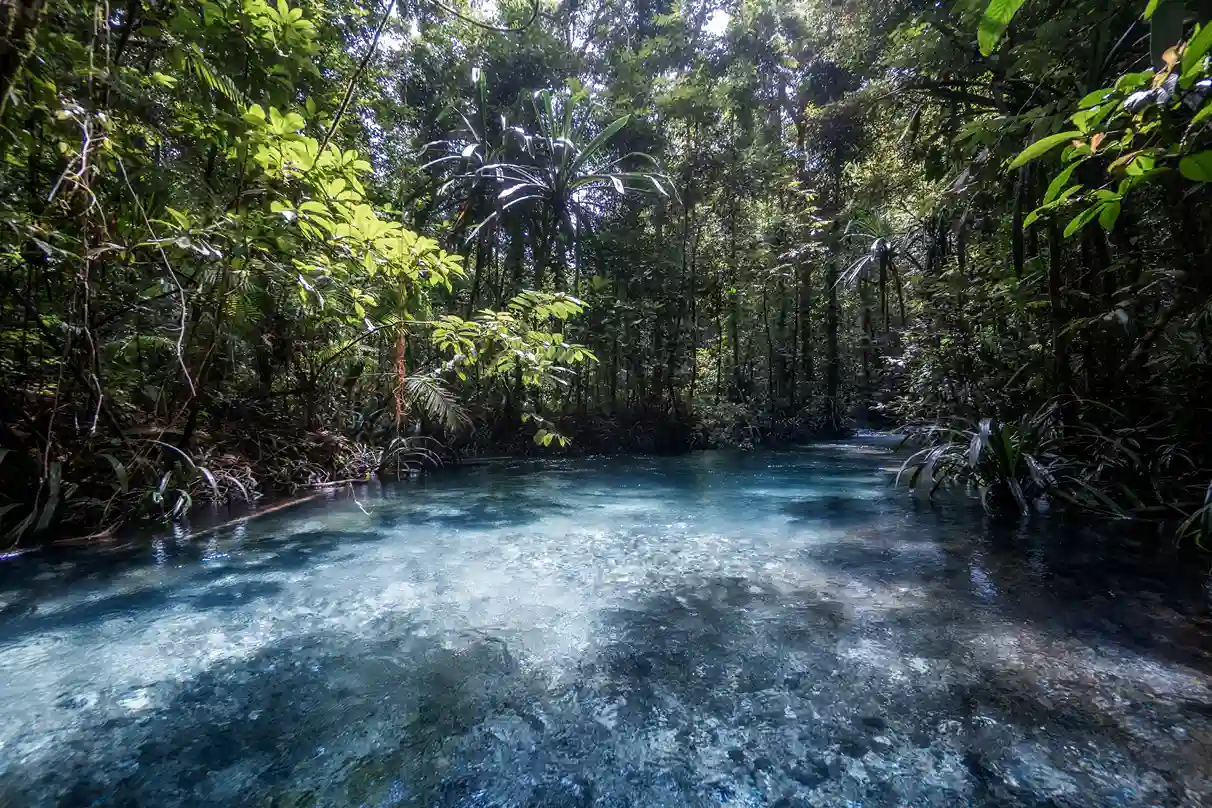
2, 440, 1212, 807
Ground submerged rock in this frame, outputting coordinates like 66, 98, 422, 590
1, 444, 1210, 806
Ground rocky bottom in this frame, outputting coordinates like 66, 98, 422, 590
1, 447, 1211, 807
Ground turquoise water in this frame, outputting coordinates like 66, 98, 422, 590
2, 440, 1212, 806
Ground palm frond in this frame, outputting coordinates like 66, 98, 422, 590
182, 44, 245, 107
405, 374, 471, 433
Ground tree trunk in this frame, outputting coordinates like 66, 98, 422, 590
857, 277, 873, 427
465, 227, 489, 318
824, 234, 840, 431
797, 260, 813, 406
1047, 215, 1070, 397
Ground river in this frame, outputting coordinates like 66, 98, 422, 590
2, 439, 1211, 806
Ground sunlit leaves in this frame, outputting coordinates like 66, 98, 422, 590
1009, 131, 1082, 169
978, 0, 1028, 57
433, 292, 595, 391
1183, 23, 1212, 79
1043, 163, 1081, 205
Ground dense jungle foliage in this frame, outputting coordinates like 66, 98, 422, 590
2, 0, 1212, 543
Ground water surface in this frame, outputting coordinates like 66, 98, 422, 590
3, 441, 1212, 806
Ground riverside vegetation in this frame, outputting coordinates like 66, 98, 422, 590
2, 0, 1212, 544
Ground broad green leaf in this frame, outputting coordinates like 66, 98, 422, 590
1071, 100, 1118, 134
569, 115, 631, 177
1192, 102, 1212, 125
243, 103, 267, 124
1183, 22, 1212, 77
1077, 88, 1115, 109
1064, 203, 1105, 237
1044, 162, 1080, 204
1115, 71, 1154, 91
1179, 151, 1212, 181
978, 0, 1028, 57
1144, 0, 1161, 18
1127, 153, 1156, 175
1098, 201, 1122, 230
1009, 131, 1081, 168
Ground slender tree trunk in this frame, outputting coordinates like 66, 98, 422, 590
824, 234, 840, 432
728, 215, 742, 402
465, 228, 489, 318
715, 280, 724, 406
858, 274, 875, 427
507, 220, 525, 299
797, 260, 813, 406
776, 277, 788, 410
1047, 215, 1070, 397
762, 282, 774, 417
1012, 169, 1026, 278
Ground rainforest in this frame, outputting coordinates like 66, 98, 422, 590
2, 0, 1212, 539
5, 2, 1212, 805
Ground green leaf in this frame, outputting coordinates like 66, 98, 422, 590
1115, 71, 1154, 92
1064, 203, 1105, 237
1179, 151, 1212, 181
1183, 22, 1212, 77
1077, 88, 1115, 109
978, 0, 1028, 56
1192, 102, 1212, 126
570, 115, 631, 177
1044, 162, 1080, 204
1126, 153, 1156, 175
1009, 131, 1081, 168
243, 103, 266, 124
1144, 0, 1160, 18
1098, 201, 1122, 230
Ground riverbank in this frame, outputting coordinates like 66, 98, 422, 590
0, 408, 869, 550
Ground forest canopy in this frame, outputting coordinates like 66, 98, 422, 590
2, 0, 1212, 543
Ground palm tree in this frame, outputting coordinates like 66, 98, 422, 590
836, 212, 923, 425
471, 88, 670, 290
840, 211, 921, 331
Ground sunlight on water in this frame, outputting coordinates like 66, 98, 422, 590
2, 442, 1211, 807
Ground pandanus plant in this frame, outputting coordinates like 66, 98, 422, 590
839, 212, 920, 330
429, 84, 669, 290
896, 405, 1073, 515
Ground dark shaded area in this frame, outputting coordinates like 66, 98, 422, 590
0, 529, 387, 647
591, 570, 1209, 806
801, 506, 1212, 677
1, 628, 544, 808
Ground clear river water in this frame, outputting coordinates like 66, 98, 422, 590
3, 438, 1212, 807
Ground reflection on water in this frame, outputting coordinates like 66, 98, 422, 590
2, 442, 1212, 807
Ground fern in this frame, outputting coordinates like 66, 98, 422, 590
405, 374, 471, 433
181, 44, 245, 107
